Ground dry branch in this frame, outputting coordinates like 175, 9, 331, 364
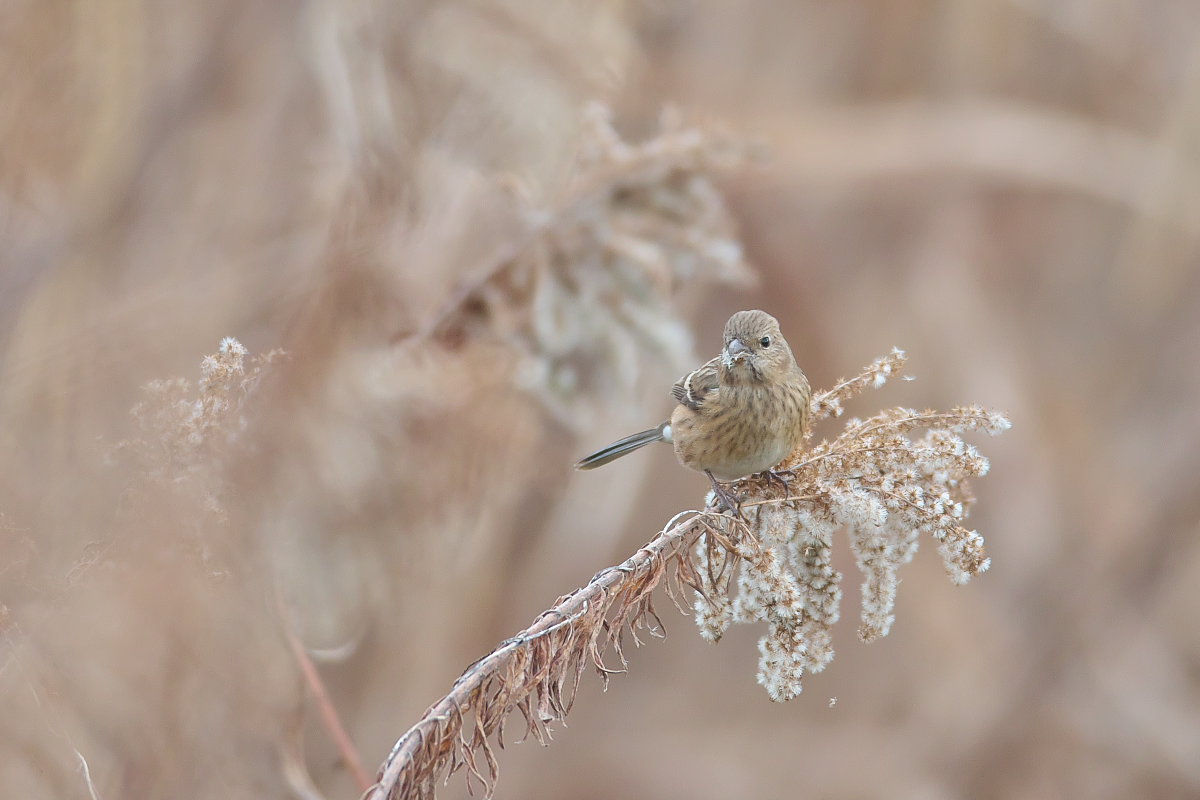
367, 511, 717, 800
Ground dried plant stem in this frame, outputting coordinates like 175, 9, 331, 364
279, 605, 372, 793
368, 511, 714, 800
738, 494, 821, 511
74, 749, 101, 800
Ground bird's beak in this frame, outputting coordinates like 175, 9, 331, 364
725, 338, 749, 359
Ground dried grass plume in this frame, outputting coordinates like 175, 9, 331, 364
369, 347, 1009, 798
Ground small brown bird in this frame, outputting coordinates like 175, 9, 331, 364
576, 310, 811, 510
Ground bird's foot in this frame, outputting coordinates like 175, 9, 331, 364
705, 470, 743, 517
760, 468, 793, 498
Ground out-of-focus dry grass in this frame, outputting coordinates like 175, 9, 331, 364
2, 2, 1198, 799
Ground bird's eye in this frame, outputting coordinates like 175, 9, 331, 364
759, 336, 771, 348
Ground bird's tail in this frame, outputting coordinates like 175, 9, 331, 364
575, 423, 668, 470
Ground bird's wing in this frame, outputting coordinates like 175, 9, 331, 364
671, 356, 720, 411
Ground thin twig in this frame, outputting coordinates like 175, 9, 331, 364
75, 749, 101, 800
736, 493, 821, 510
844, 410, 989, 443
278, 601, 372, 793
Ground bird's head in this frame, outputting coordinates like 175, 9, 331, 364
720, 309, 796, 383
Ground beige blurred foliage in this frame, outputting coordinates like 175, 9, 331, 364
2, 1, 1199, 799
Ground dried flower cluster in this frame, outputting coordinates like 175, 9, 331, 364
116, 338, 281, 477
110, 338, 283, 538
428, 105, 752, 424
692, 348, 1010, 701
370, 349, 1009, 797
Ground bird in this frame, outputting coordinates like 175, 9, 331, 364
576, 309, 811, 511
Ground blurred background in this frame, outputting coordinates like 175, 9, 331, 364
2, 1, 1199, 798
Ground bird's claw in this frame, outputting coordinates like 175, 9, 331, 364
760, 469, 793, 497
705, 471, 743, 517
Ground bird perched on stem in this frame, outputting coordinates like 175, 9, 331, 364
576, 310, 811, 512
